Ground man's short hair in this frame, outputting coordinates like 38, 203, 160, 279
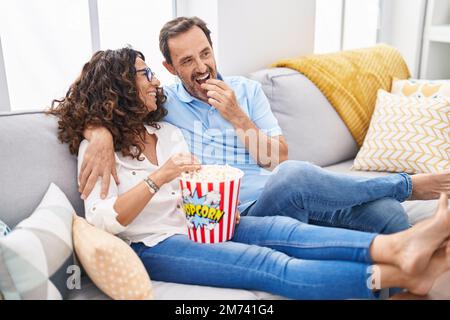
159, 16, 213, 65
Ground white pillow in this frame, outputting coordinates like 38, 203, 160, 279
0, 183, 74, 300
0, 219, 11, 237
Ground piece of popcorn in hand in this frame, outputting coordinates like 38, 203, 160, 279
181, 164, 243, 182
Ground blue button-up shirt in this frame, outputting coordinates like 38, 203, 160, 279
163, 75, 283, 212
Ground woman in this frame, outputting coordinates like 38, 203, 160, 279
49, 47, 450, 299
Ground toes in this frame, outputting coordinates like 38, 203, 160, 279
446, 244, 450, 267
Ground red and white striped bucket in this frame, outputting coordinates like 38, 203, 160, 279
179, 166, 244, 244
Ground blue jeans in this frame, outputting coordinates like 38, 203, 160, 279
243, 160, 412, 234
131, 216, 384, 300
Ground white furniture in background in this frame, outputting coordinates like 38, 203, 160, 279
420, 0, 450, 79
0, 37, 10, 111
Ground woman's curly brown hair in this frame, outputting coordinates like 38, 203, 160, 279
48, 47, 167, 160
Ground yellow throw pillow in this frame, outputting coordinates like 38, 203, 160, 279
391, 78, 450, 99
353, 90, 449, 174
72, 215, 153, 300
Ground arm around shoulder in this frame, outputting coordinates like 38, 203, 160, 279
77, 140, 126, 235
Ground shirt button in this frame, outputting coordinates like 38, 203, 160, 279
177, 205, 181, 209
92, 207, 96, 211
132, 171, 136, 175
172, 191, 176, 195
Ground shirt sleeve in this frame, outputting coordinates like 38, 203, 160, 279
77, 140, 127, 235
249, 81, 283, 137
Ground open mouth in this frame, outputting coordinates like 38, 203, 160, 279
195, 72, 211, 86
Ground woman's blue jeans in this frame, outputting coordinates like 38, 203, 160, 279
131, 216, 384, 300
243, 160, 412, 234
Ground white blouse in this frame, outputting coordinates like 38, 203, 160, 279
78, 121, 189, 247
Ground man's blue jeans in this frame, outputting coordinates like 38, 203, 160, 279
243, 160, 412, 234
131, 216, 382, 300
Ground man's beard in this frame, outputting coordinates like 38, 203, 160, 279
178, 66, 217, 103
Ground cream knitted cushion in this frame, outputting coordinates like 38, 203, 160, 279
353, 89, 449, 174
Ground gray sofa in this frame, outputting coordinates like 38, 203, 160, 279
0, 67, 439, 300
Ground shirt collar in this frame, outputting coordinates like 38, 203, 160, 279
174, 72, 225, 104
114, 124, 162, 170
144, 124, 159, 135
176, 82, 195, 103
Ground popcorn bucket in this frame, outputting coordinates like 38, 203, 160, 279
179, 165, 244, 244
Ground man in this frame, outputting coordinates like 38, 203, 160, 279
79, 16, 450, 234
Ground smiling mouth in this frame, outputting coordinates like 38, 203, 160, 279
195, 72, 210, 86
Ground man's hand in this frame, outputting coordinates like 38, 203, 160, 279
201, 78, 288, 169
79, 127, 118, 200
201, 79, 249, 126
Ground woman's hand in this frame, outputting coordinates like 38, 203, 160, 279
235, 210, 241, 225
151, 153, 201, 187
79, 127, 118, 199
235, 200, 241, 225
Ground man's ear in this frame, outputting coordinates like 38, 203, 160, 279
163, 61, 176, 75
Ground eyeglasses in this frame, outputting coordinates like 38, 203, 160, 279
136, 67, 155, 83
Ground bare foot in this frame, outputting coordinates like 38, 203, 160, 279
393, 193, 450, 275
409, 171, 450, 200
405, 244, 450, 296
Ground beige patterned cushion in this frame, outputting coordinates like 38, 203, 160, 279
391, 78, 450, 99
353, 90, 450, 174
73, 216, 153, 300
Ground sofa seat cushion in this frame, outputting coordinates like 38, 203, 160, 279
324, 159, 442, 224
67, 275, 285, 300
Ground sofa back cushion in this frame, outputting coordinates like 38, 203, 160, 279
247, 67, 358, 166
0, 111, 84, 227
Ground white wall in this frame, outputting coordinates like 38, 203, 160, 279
343, 0, 380, 50
314, 0, 343, 54
177, 0, 316, 76
0, 0, 174, 110
217, 0, 315, 76
379, 0, 427, 77
176, 0, 219, 59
